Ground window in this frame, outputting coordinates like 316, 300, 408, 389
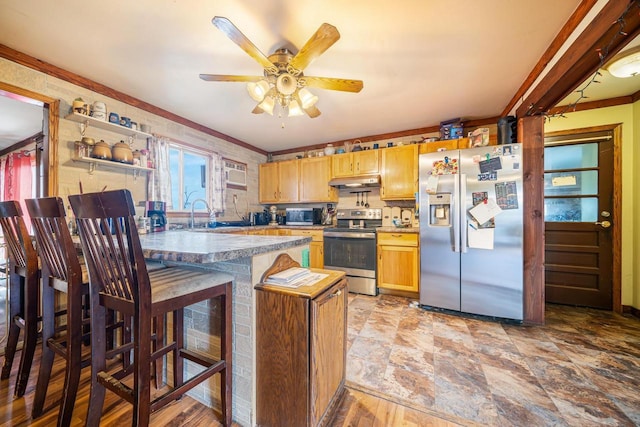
168, 145, 209, 212
543, 142, 598, 222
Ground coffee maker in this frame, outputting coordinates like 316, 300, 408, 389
146, 201, 166, 232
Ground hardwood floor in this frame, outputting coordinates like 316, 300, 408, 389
0, 342, 461, 426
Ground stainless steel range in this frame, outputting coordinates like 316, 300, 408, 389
323, 208, 382, 295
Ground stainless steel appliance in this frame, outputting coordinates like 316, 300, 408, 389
324, 208, 381, 296
285, 207, 322, 225
419, 144, 524, 320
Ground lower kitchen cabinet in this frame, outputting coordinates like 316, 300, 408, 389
289, 228, 324, 268
377, 232, 419, 293
255, 260, 347, 427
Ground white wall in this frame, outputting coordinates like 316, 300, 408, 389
0, 57, 267, 223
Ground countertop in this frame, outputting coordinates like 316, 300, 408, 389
138, 230, 311, 264
185, 224, 419, 234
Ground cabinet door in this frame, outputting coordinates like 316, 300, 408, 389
300, 157, 338, 202
259, 162, 280, 203
377, 245, 419, 292
353, 150, 379, 175
381, 145, 418, 200
331, 153, 353, 177
310, 241, 324, 268
277, 159, 299, 202
310, 279, 347, 426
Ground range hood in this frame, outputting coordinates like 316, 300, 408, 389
328, 174, 381, 188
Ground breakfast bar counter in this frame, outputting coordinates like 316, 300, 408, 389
138, 229, 312, 264
139, 230, 312, 427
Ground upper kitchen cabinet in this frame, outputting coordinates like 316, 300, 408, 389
381, 144, 418, 200
331, 150, 379, 178
299, 157, 338, 203
259, 160, 299, 203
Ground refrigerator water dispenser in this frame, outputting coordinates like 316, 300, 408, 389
428, 193, 451, 227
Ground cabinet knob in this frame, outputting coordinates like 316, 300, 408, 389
328, 289, 342, 299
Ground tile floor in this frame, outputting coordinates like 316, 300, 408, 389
346, 293, 640, 426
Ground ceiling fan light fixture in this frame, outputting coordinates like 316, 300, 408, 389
298, 88, 318, 109
258, 95, 275, 115
606, 45, 640, 78
288, 99, 304, 117
247, 80, 270, 102
276, 73, 298, 95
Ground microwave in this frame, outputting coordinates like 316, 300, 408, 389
285, 208, 323, 225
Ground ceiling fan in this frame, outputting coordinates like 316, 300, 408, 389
199, 16, 364, 118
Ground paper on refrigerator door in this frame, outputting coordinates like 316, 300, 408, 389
468, 222, 495, 250
468, 198, 502, 225
425, 174, 439, 194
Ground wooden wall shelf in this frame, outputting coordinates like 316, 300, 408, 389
65, 112, 152, 139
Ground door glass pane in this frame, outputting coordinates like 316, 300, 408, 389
544, 170, 598, 196
544, 143, 597, 170
544, 197, 598, 222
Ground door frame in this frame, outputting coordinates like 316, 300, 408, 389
0, 81, 59, 197
544, 123, 622, 313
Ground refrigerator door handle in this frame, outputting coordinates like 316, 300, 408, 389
460, 173, 468, 253
453, 173, 460, 253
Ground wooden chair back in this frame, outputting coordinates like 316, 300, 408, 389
26, 197, 82, 289
0, 201, 36, 272
68, 189, 150, 315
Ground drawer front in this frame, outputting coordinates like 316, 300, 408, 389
289, 228, 323, 242
377, 232, 418, 246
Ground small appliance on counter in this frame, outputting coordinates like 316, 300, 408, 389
146, 201, 167, 232
285, 207, 322, 225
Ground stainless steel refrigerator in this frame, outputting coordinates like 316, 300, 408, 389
418, 144, 523, 320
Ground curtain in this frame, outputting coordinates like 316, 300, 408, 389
210, 153, 226, 214
147, 136, 172, 206
2, 151, 35, 227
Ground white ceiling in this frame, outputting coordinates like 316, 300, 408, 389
2, 0, 637, 153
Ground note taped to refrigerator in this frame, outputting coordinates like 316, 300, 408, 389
468, 221, 494, 250
425, 174, 439, 194
478, 156, 502, 173
469, 198, 502, 225
495, 181, 518, 209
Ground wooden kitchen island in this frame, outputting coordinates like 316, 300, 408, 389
134, 230, 312, 427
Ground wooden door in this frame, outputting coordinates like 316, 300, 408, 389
310, 241, 324, 268
258, 162, 279, 203
331, 153, 353, 177
277, 159, 299, 202
377, 244, 419, 292
353, 150, 379, 175
310, 279, 347, 426
299, 157, 337, 202
544, 131, 614, 309
381, 145, 418, 200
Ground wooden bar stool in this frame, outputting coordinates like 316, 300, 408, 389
26, 196, 92, 426
69, 189, 233, 427
0, 201, 40, 397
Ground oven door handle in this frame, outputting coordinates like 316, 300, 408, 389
324, 231, 376, 239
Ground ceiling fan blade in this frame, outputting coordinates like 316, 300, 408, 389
251, 105, 264, 114
304, 105, 321, 118
302, 76, 363, 93
212, 16, 278, 73
289, 23, 340, 72
199, 74, 264, 82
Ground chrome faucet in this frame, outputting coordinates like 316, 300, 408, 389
190, 198, 211, 229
